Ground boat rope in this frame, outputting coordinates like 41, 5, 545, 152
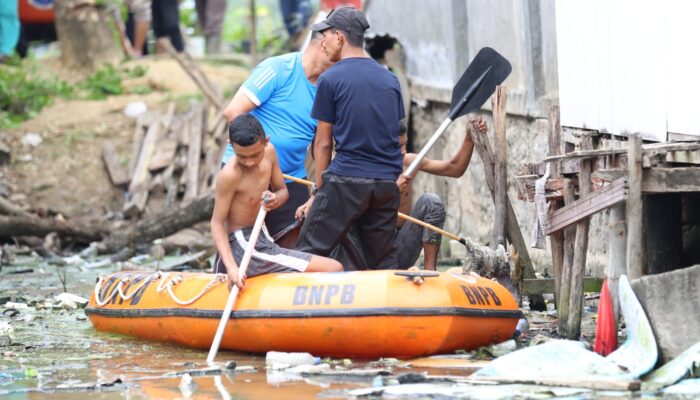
93, 272, 227, 307
155, 272, 227, 306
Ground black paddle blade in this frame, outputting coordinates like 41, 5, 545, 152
448, 47, 512, 120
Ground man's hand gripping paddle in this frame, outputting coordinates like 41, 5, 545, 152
404, 47, 512, 177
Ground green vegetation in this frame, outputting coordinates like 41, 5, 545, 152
0, 63, 150, 128
223, 3, 287, 56
0, 66, 73, 128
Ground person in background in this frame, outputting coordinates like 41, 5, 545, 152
125, 0, 151, 56
195, 0, 227, 54
396, 117, 488, 270
0, 0, 20, 62
221, 31, 333, 248
152, 0, 184, 53
279, 0, 311, 45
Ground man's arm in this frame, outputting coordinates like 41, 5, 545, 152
223, 90, 257, 122
210, 167, 243, 289
406, 117, 487, 178
263, 144, 290, 211
313, 120, 334, 187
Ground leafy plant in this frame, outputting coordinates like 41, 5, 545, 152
79, 64, 124, 100
0, 66, 74, 128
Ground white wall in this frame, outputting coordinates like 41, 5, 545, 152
556, 0, 700, 140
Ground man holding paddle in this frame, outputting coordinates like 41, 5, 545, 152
295, 7, 405, 270
396, 117, 488, 270
211, 114, 342, 289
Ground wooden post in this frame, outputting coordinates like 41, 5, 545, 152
566, 134, 593, 339
558, 178, 576, 334
249, 0, 258, 65
548, 105, 564, 306
626, 134, 644, 280
492, 85, 508, 249
607, 202, 627, 323
469, 120, 547, 311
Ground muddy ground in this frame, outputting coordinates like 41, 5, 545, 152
2, 56, 247, 222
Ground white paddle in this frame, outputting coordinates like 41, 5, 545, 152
207, 197, 269, 365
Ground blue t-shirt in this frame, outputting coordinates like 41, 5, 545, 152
223, 52, 317, 179
312, 58, 404, 180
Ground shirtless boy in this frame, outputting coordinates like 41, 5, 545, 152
211, 114, 342, 289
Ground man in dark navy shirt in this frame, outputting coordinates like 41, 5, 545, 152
295, 6, 405, 270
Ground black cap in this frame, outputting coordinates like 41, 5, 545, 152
311, 7, 370, 37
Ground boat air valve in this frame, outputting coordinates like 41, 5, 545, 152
394, 270, 440, 285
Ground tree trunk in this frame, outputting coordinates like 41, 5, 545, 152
102, 193, 214, 253
0, 215, 106, 243
54, 0, 123, 71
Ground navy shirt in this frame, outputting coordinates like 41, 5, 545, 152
312, 58, 404, 180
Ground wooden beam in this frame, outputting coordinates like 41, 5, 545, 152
469, 120, 546, 311
544, 141, 700, 162
566, 134, 593, 339
522, 277, 603, 294
558, 178, 576, 334
545, 178, 628, 235
626, 134, 644, 280
492, 85, 507, 249
548, 105, 565, 307
594, 167, 700, 193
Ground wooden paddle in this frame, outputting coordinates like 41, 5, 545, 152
206, 197, 268, 365
404, 47, 512, 177
282, 174, 468, 245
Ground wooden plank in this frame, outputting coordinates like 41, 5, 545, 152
566, 134, 593, 339
544, 141, 700, 162
545, 178, 628, 234
522, 277, 603, 294
124, 118, 162, 215
492, 85, 508, 249
626, 134, 644, 280
147, 136, 178, 171
128, 114, 147, 176
183, 105, 203, 206
469, 120, 546, 311
101, 141, 130, 187
548, 105, 565, 307
595, 167, 700, 193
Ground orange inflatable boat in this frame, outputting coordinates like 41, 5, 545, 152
86, 270, 521, 358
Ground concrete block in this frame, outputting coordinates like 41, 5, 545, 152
631, 264, 700, 363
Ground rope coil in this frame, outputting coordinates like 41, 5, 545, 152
93, 272, 227, 307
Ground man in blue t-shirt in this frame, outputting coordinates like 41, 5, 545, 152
222, 31, 333, 247
295, 7, 405, 270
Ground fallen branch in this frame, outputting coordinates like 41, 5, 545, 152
0, 215, 106, 242
102, 192, 214, 253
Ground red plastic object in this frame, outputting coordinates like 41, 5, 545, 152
320, 0, 363, 11
19, 0, 55, 24
594, 278, 618, 356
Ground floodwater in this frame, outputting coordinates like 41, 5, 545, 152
0, 254, 469, 399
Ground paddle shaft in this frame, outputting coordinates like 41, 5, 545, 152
207, 204, 267, 365
283, 174, 466, 246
